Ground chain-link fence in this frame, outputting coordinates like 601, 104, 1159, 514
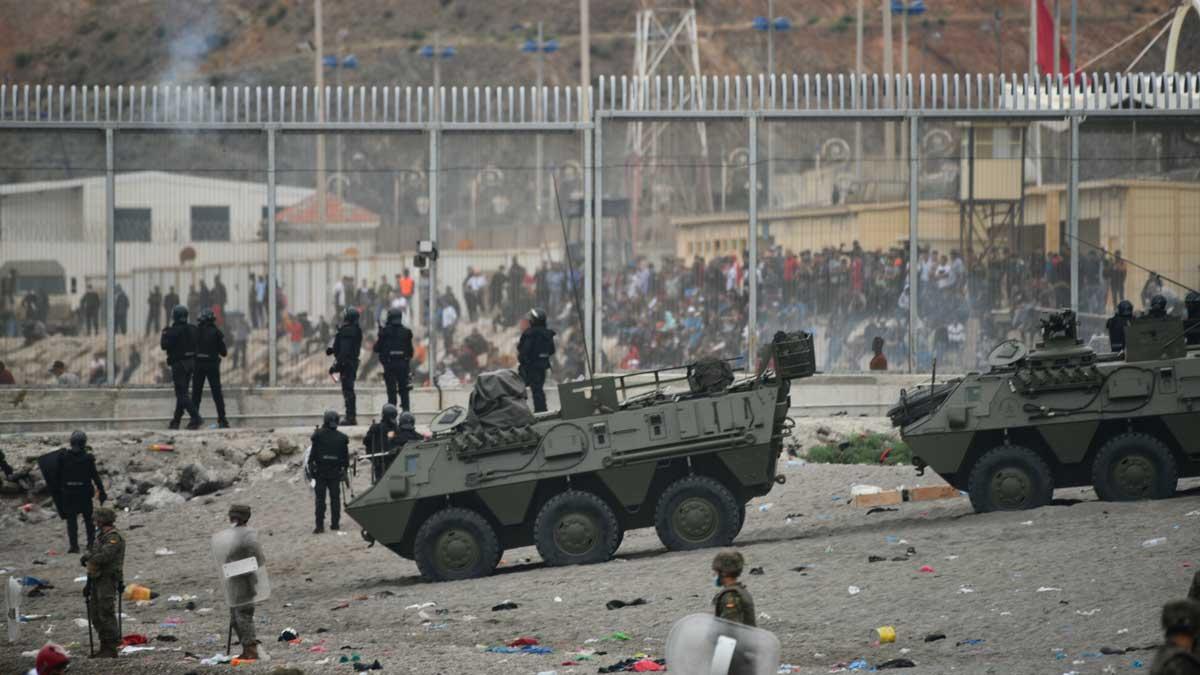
1, 76, 1197, 388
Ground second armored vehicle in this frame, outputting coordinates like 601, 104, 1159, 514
346, 332, 814, 581
890, 310, 1200, 513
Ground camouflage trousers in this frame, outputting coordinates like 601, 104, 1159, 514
231, 605, 257, 646
88, 580, 120, 645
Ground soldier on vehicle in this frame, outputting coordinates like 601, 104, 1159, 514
309, 410, 349, 533
375, 307, 414, 411
81, 506, 124, 659
327, 307, 363, 425
161, 304, 202, 430
364, 406, 423, 482
711, 550, 756, 627
1151, 600, 1200, 675
518, 308, 556, 413
1147, 294, 1170, 320
54, 431, 107, 553
193, 308, 230, 428
224, 504, 264, 661
1185, 292, 1200, 347
1107, 300, 1135, 352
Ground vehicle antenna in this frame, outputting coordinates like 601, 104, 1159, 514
551, 173, 595, 379
1064, 231, 1199, 295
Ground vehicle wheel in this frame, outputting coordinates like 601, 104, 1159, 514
734, 502, 747, 536
413, 507, 502, 581
966, 445, 1054, 513
654, 475, 741, 551
1091, 432, 1177, 501
534, 490, 621, 566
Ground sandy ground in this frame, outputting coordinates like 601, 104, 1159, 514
1, 424, 1198, 675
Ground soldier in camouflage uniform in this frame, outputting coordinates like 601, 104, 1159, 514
81, 506, 125, 658
226, 504, 265, 661
1151, 600, 1200, 675
711, 550, 756, 627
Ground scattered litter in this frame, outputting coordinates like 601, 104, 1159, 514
155, 635, 178, 642
749, 567, 765, 575
278, 628, 299, 641
868, 556, 887, 563
924, 634, 946, 642
848, 586, 862, 596
154, 548, 176, 556
352, 660, 383, 671
1076, 609, 1101, 616
199, 653, 232, 666
945, 555, 959, 561
309, 645, 328, 653
877, 659, 916, 669
18, 576, 52, 589
758, 503, 774, 512
1186, 511, 1200, 517
606, 598, 648, 610
554, 596, 562, 603
122, 584, 155, 601
148, 443, 175, 452
405, 602, 436, 610
918, 565, 935, 574
1020, 520, 1034, 526
601, 631, 631, 642
791, 566, 811, 573
784, 513, 804, 519
1037, 587, 1063, 593
492, 601, 519, 611
1141, 538, 1167, 548
120, 634, 149, 647
73, 576, 87, 583
958, 585, 975, 594
1100, 647, 1126, 655
851, 485, 883, 496
871, 626, 897, 644
486, 644, 553, 655
847, 659, 872, 670
120, 645, 155, 654
867, 507, 899, 515
331, 601, 351, 611
956, 639, 985, 647
597, 657, 665, 672
74, 618, 90, 629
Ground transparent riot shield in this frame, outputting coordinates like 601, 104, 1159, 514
210, 528, 270, 607
665, 614, 781, 675
5, 576, 19, 642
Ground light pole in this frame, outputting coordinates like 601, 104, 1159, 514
419, 36, 456, 121
313, 0, 326, 237
522, 24, 559, 215
891, 0, 926, 80
752, 13, 791, 209
324, 30, 358, 203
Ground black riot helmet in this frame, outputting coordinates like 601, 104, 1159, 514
398, 411, 416, 430
171, 304, 189, 323
1151, 294, 1168, 315
322, 409, 339, 429
343, 306, 360, 325
381, 404, 399, 423
1186, 291, 1200, 318
386, 307, 404, 325
1117, 300, 1134, 318
69, 430, 87, 449
198, 308, 216, 324
528, 308, 547, 327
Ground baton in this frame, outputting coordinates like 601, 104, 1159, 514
84, 584, 95, 657
117, 579, 123, 639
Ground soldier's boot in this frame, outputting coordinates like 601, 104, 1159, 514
168, 420, 181, 430
68, 545, 80, 554
186, 416, 204, 430
237, 643, 259, 661
91, 642, 119, 658
218, 419, 231, 429
313, 525, 324, 534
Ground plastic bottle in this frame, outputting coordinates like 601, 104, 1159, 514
1141, 537, 1167, 548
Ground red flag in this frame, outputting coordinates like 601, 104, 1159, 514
1036, 0, 1074, 78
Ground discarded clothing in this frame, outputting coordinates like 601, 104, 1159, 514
877, 658, 916, 669
606, 598, 648, 610
492, 601, 519, 611
599, 658, 667, 673
352, 661, 383, 672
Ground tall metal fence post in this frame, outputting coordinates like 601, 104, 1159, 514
428, 126, 440, 385
907, 112, 921, 373
105, 128, 116, 385
747, 115, 759, 368
583, 124, 594, 370
592, 117, 604, 372
1068, 114, 1080, 314
267, 127, 278, 387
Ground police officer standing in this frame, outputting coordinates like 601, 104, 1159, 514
375, 308, 414, 411
309, 410, 349, 533
518, 308, 556, 413
327, 308, 363, 425
1107, 300, 1134, 353
81, 506, 124, 658
161, 305, 202, 430
54, 431, 107, 554
711, 550, 756, 627
193, 308, 230, 428
364, 406, 423, 482
1147, 294, 1170, 319
1185, 292, 1200, 347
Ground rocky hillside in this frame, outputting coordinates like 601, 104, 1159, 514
0, 0, 1188, 90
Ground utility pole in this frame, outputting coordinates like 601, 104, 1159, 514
1053, 0, 1061, 77
536, 21, 545, 214
1069, 0, 1077, 74
855, 0, 864, 179
335, 27, 347, 203
580, 0, 590, 117
900, 1, 908, 78
882, 0, 894, 161
314, 0, 327, 238
766, 0, 774, 209
433, 32, 442, 120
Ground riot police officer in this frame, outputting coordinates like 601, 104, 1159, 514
518, 308, 557, 413
374, 307, 414, 411
160, 305, 202, 430
1147, 294, 1170, 319
364, 404, 399, 482
1185, 291, 1200, 347
308, 410, 349, 533
1107, 299, 1134, 353
193, 308, 230, 428
327, 308, 363, 425
54, 431, 107, 553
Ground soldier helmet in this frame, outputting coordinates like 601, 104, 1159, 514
1117, 300, 1134, 317
386, 307, 404, 324
198, 307, 216, 323
1162, 600, 1200, 637
381, 404, 399, 423
1187, 291, 1200, 306
94, 507, 117, 525
69, 430, 87, 448
228, 503, 252, 522
343, 306, 360, 324
171, 304, 189, 323
398, 411, 416, 430
528, 308, 547, 326
1151, 294, 1168, 312
322, 409, 340, 429
711, 550, 744, 576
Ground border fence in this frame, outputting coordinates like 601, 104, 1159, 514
1, 72, 1198, 388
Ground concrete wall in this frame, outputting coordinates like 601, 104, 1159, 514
0, 373, 937, 433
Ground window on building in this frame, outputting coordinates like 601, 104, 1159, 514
114, 208, 152, 242
191, 206, 231, 241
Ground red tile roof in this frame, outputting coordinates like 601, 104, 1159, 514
276, 193, 379, 225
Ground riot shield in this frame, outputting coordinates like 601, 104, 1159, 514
210, 528, 270, 608
6, 576, 20, 642
37, 449, 65, 515
665, 614, 781, 675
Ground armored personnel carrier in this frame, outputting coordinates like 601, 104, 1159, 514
890, 309, 1200, 513
345, 331, 814, 581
